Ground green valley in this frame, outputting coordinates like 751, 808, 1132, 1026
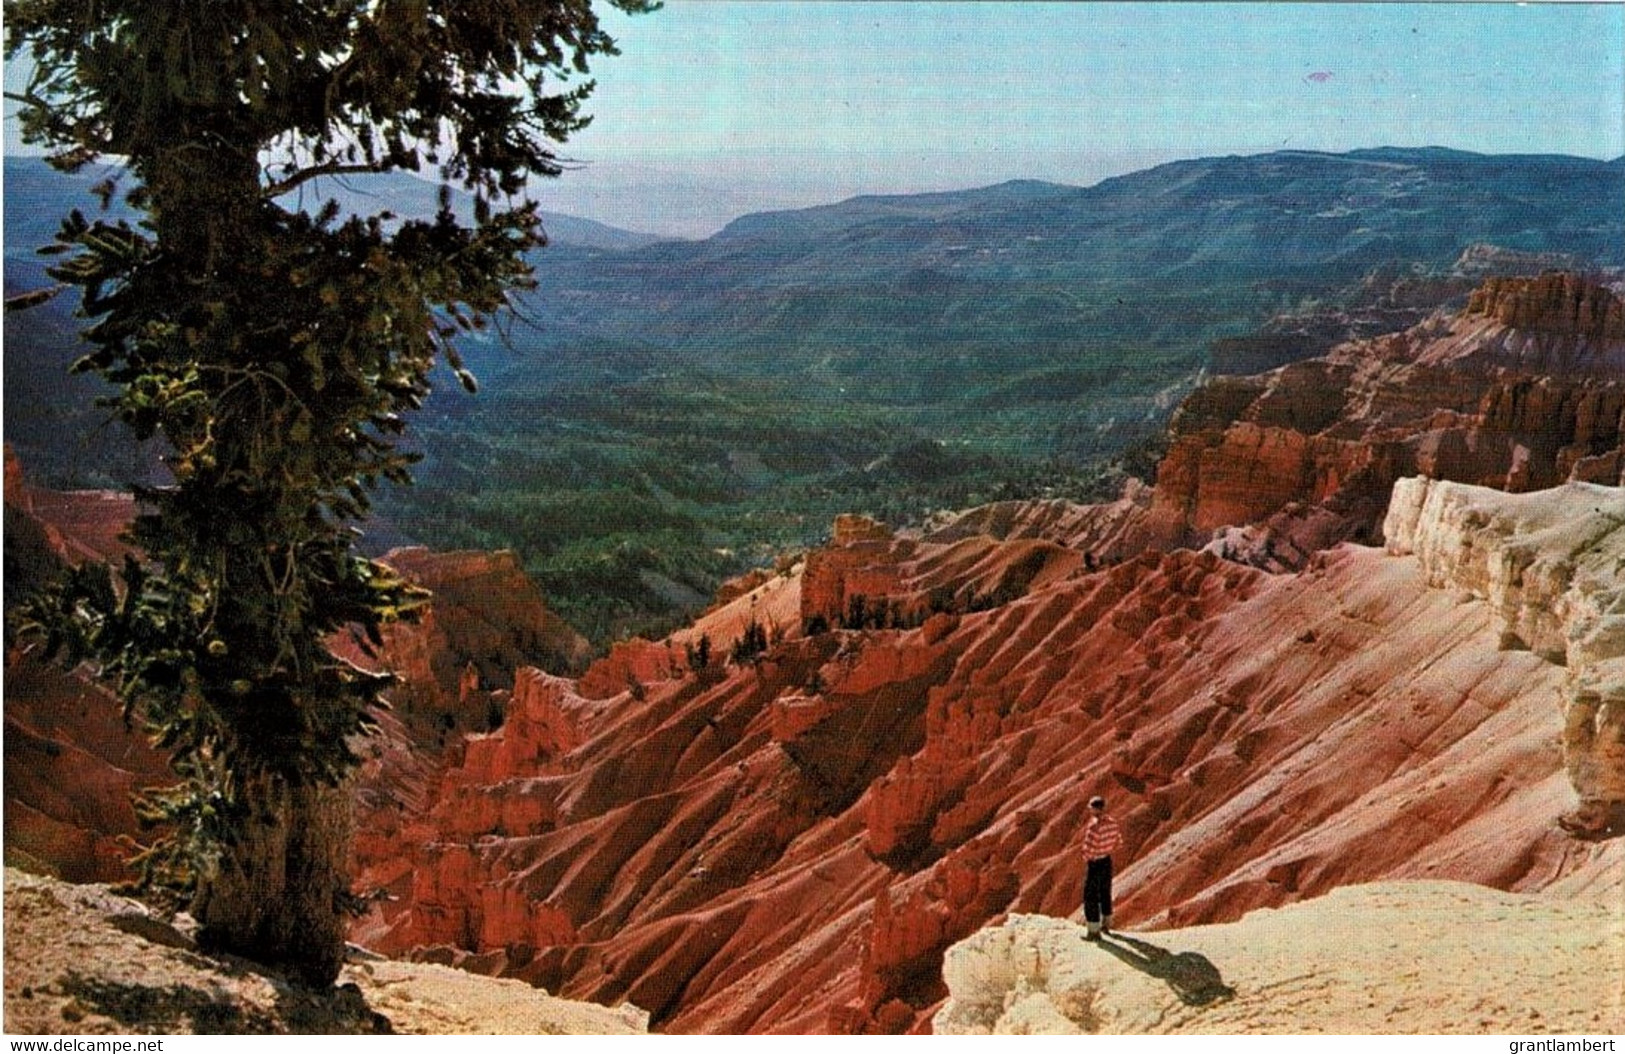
7, 148, 1623, 647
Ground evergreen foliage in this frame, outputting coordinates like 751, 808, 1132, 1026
5, 0, 654, 985
684, 633, 712, 674
729, 617, 769, 666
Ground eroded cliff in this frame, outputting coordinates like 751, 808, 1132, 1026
2, 454, 585, 887
361, 472, 1621, 1032
1385, 477, 1625, 834
1143, 274, 1625, 566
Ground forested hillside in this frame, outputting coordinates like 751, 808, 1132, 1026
7, 148, 1622, 643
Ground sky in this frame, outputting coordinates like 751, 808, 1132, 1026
573, 2, 1624, 173
6, 2, 1624, 236
538, 0, 1625, 231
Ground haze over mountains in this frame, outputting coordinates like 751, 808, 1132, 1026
5, 147, 1623, 642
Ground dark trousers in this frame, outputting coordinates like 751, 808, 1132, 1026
1083, 856, 1113, 923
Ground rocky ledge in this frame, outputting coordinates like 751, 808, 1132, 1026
935, 881, 1624, 1034
2, 868, 648, 1036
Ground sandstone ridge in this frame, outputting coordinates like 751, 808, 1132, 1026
1140, 275, 1625, 568
1385, 477, 1625, 834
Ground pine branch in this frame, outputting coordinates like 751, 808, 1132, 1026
263, 161, 390, 200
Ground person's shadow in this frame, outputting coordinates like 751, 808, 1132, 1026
1095, 932, 1235, 1007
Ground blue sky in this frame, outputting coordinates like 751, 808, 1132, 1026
6, 3, 1623, 234
569, 2, 1625, 182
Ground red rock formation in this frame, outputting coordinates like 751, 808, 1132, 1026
3, 444, 138, 570
799, 513, 1086, 633
2, 647, 172, 883
330, 547, 593, 749
3, 456, 169, 882
1466, 273, 1625, 340
382, 547, 591, 680
365, 474, 1620, 1033
799, 515, 912, 627
1140, 276, 1625, 564
1207, 245, 1593, 377
925, 482, 1156, 564
576, 637, 685, 701
452, 669, 595, 786
924, 278, 1623, 574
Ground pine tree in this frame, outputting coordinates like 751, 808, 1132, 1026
5, 0, 654, 986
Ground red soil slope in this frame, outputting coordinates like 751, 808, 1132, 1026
362, 480, 1621, 1033
4, 448, 165, 882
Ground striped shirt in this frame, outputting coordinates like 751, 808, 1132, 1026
1082, 814, 1123, 860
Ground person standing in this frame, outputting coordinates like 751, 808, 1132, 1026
1081, 795, 1123, 940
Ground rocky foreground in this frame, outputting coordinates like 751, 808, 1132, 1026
8, 866, 1617, 1036
935, 881, 1624, 1034
1, 868, 647, 1035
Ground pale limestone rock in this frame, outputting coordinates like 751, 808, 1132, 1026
936, 884, 1625, 1035
1384, 477, 1625, 829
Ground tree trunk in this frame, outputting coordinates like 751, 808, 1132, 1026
191, 772, 353, 987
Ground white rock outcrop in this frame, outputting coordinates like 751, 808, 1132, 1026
935, 883, 1625, 1034
1383, 477, 1625, 831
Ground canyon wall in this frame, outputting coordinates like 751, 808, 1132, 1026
363, 474, 1621, 1032
1142, 273, 1625, 566
4, 448, 166, 882
330, 546, 592, 751
918, 276, 1625, 576
1385, 477, 1625, 834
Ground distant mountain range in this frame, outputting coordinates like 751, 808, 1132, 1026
480, 145, 1623, 473
6, 147, 1622, 642
526, 146, 1624, 337
0, 154, 660, 495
